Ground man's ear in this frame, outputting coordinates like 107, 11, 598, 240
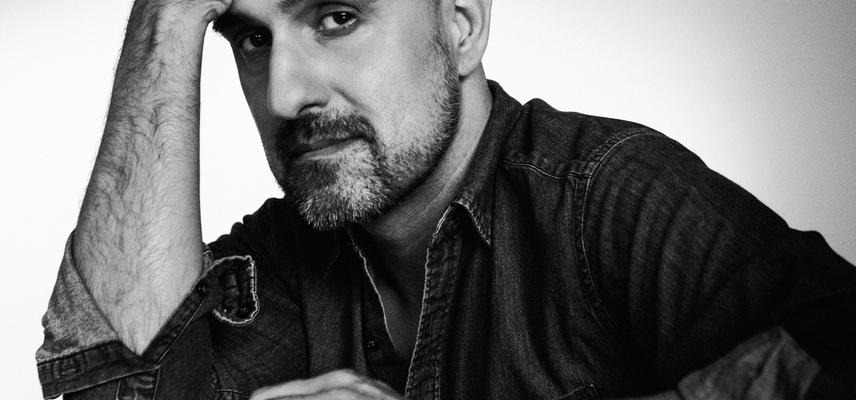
446, 0, 492, 77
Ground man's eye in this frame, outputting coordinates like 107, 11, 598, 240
239, 31, 272, 54
318, 12, 358, 33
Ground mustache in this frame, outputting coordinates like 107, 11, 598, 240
276, 112, 378, 159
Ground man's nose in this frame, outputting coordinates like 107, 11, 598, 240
267, 42, 328, 120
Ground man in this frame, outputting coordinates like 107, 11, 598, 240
36, 0, 856, 398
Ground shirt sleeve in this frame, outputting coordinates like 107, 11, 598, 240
35, 232, 258, 399
583, 132, 856, 397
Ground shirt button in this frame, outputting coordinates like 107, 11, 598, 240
195, 281, 210, 296
366, 336, 380, 351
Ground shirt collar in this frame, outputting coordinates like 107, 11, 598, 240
324, 80, 523, 275
452, 81, 523, 247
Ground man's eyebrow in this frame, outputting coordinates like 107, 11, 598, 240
212, 0, 380, 34
212, 11, 263, 35
276, 0, 306, 14
277, 0, 378, 14
212, 0, 306, 34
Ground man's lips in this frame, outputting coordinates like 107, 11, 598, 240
290, 137, 360, 160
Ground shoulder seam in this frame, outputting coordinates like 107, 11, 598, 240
580, 128, 659, 176
500, 159, 569, 181
499, 128, 658, 182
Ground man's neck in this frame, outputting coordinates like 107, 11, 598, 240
358, 71, 493, 305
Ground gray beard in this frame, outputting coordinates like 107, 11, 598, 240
277, 40, 461, 231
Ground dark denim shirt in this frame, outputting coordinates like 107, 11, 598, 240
37, 82, 856, 399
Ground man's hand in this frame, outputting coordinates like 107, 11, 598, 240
127, 0, 232, 35
250, 370, 404, 400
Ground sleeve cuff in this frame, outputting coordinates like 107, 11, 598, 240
677, 327, 821, 400
36, 232, 257, 398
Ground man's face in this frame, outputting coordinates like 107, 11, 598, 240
216, 0, 461, 230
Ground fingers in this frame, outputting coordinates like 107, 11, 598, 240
251, 370, 359, 399
198, 0, 233, 22
250, 370, 401, 400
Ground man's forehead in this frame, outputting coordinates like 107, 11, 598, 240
213, 0, 436, 36
275, 0, 381, 14
228, 0, 381, 17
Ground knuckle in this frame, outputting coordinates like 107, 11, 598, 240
354, 381, 379, 393
329, 369, 359, 384
328, 387, 358, 400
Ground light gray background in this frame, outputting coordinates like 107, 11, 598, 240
1, 1, 854, 396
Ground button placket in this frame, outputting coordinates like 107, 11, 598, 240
352, 240, 410, 393
405, 208, 464, 400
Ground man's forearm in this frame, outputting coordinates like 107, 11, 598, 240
73, 0, 229, 354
